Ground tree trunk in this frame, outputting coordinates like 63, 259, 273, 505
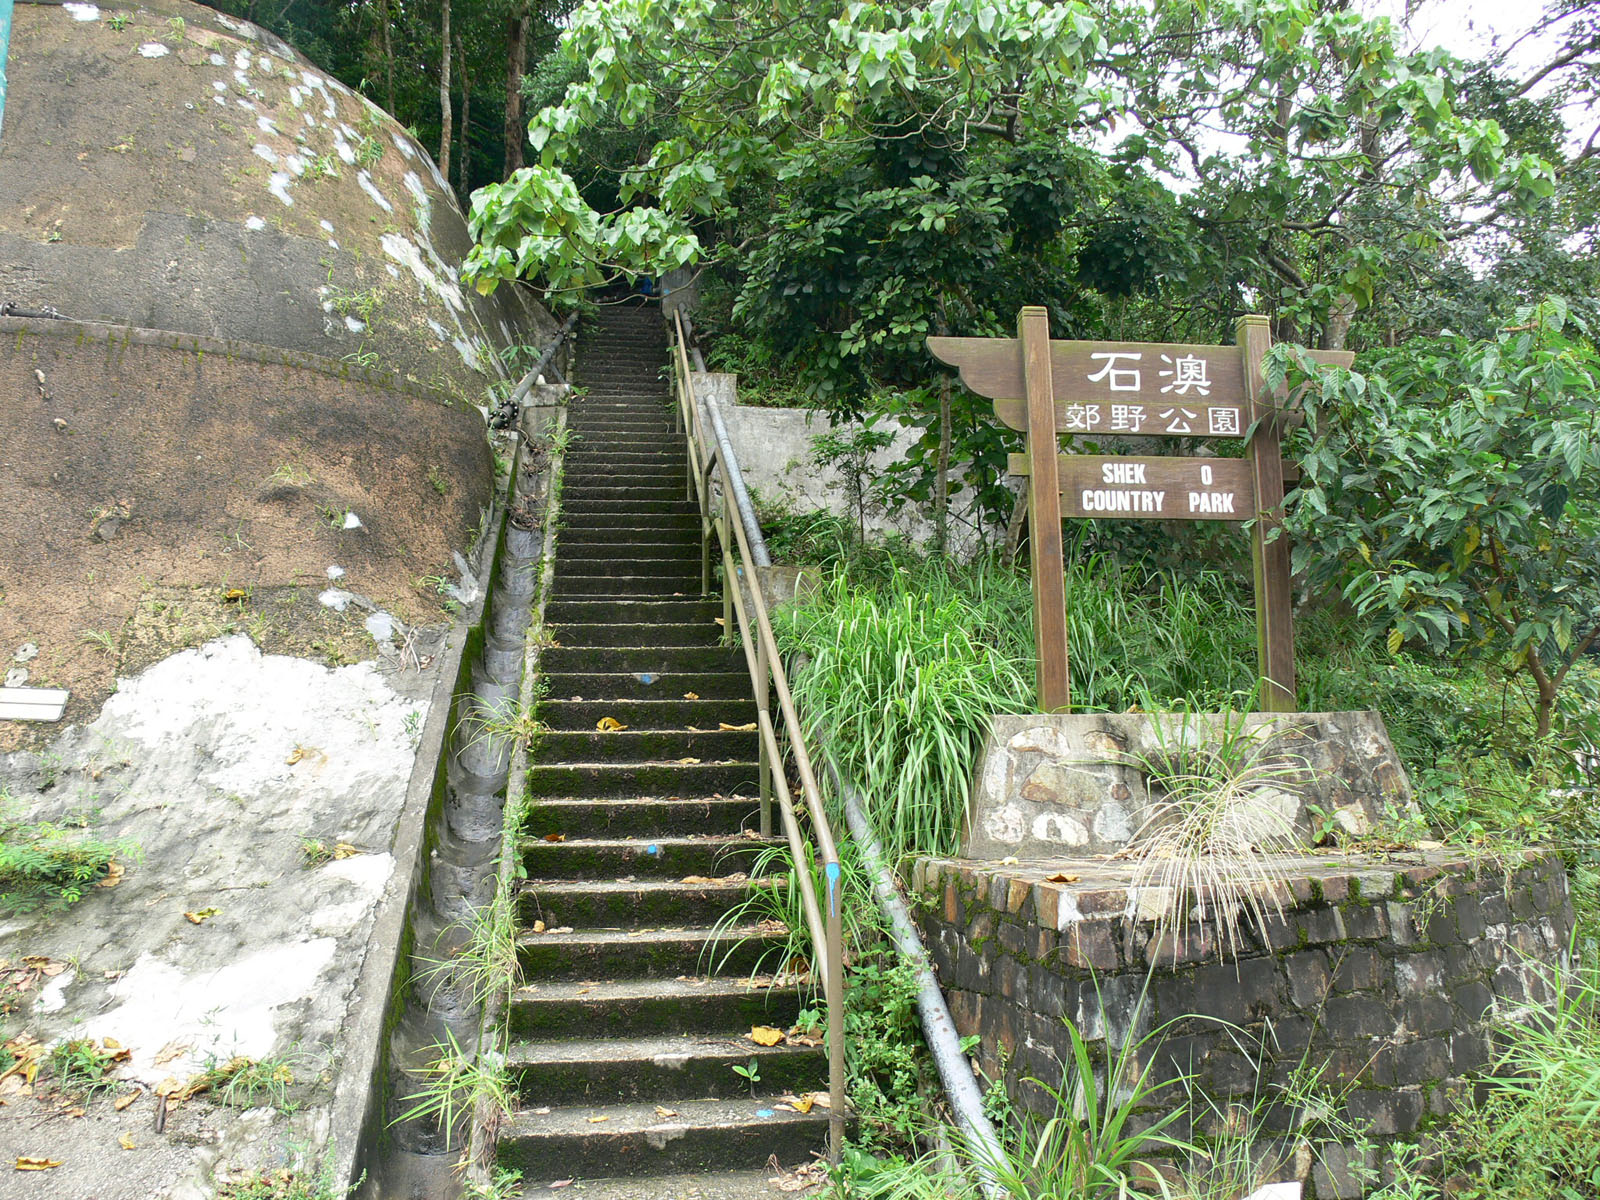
504, 7, 528, 178
378, 0, 395, 114
934, 375, 952, 555
456, 31, 470, 196
438, 0, 452, 181
1321, 293, 1356, 351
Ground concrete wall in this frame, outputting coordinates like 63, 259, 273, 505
912, 850, 1573, 1198
704, 377, 1000, 554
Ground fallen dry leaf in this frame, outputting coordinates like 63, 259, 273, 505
595, 717, 628, 732
532, 920, 547, 934
1043, 873, 1080, 884
654, 1105, 678, 1118
586, 1115, 610, 1124
114, 1090, 141, 1111
102, 1037, 121, 1051
719, 722, 758, 732
532, 1106, 552, 1116
748, 1025, 785, 1047
222, 589, 248, 604
548, 1181, 572, 1190
183, 908, 220, 925
673, 757, 702, 765
22, 956, 66, 977
333, 843, 359, 860
543, 833, 566, 843
680, 875, 719, 886
97, 862, 125, 889
683, 692, 700, 700
548, 926, 573, 935
152, 1043, 188, 1067
119, 1133, 135, 1151
713, 617, 725, 626
787, 1093, 816, 1114
285, 746, 307, 765
15, 1158, 62, 1171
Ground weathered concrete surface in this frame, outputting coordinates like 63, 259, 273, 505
703, 375, 991, 553
0, 0, 554, 404
0, 316, 492, 750
0, 634, 446, 1198
913, 849, 1574, 1198
965, 711, 1414, 860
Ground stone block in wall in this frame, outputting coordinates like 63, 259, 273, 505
965, 711, 1415, 860
912, 848, 1572, 1199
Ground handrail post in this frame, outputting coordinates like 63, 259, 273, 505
826, 860, 845, 1164
756, 633, 772, 838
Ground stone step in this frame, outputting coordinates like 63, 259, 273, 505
518, 876, 766, 927
563, 484, 690, 503
520, 834, 771, 883
554, 559, 702, 584
541, 645, 742, 675
542, 670, 751, 702
522, 796, 757, 838
524, 760, 759, 800
549, 574, 705, 598
559, 498, 699, 517
556, 539, 702, 560
543, 598, 720, 625
547, 621, 723, 648
517, 922, 784, 980
537, 728, 758, 763
539, 698, 756, 732
509, 977, 800, 1040
556, 513, 701, 533
496, 1097, 829, 1180
507, 1035, 825, 1105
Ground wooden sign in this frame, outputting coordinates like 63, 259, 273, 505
1008, 453, 1255, 521
929, 314, 1350, 715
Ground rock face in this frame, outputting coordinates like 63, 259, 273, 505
966, 711, 1414, 860
0, 0, 553, 404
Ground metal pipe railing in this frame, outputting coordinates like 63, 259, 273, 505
668, 310, 846, 1162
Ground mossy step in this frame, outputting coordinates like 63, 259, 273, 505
524, 760, 759, 800
495, 1097, 831, 1180
541, 645, 742, 674
509, 976, 800, 1040
523, 796, 757, 838
546, 621, 723, 649
516, 922, 782, 980
506, 1034, 825, 1104
543, 599, 721, 625
536, 728, 758, 762
517, 875, 769, 930
540, 670, 750, 702
538, 698, 757, 732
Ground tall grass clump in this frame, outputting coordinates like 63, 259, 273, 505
773, 553, 1262, 861
775, 562, 1034, 861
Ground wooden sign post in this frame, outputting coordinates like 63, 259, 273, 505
929, 312, 1350, 714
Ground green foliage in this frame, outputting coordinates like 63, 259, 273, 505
843, 956, 933, 1151
394, 1028, 509, 1152
48, 1038, 122, 1100
0, 797, 134, 914
1441, 954, 1600, 1197
1281, 297, 1600, 741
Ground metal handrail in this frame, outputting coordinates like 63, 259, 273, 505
667, 309, 846, 1162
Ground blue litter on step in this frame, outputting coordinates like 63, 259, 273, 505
635, 672, 657, 684
646, 844, 661, 856
756, 1109, 775, 1119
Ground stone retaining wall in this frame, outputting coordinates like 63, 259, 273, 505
911, 850, 1573, 1197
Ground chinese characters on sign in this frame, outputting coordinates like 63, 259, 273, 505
1058, 401, 1244, 437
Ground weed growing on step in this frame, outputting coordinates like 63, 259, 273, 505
0, 794, 136, 914
731, 1057, 762, 1098
192, 1048, 312, 1110
395, 1029, 511, 1151
48, 1038, 123, 1100
416, 877, 521, 1013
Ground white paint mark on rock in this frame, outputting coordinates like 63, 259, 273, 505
319, 219, 335, 234
318, 589, 354, 612
326, 565, 345, 580
209, 53, 227, 67
235, 49, 253, 71
216, 12, 256, 39
381, 233, 463, 312
63, 3, 100, 21
391, 133, 416, 159
427, 319, 446, 339
344, 315, 364, 333
256, 114, 279, 136
138, 42, 170, 58
83, 940, 338, 1083
245, 216, 266, 232
36, 967, 76, 1014
357, 170, 393, 213
364, 612, 395, 643
268, 172, 295, 206
253, 144, 278, 166
342, 511, 363, 530
452, 338, 484, 371
213, 80, 228, 92
284, 154, 306, 177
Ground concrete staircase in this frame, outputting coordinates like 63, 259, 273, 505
497, 303, 831, 1194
